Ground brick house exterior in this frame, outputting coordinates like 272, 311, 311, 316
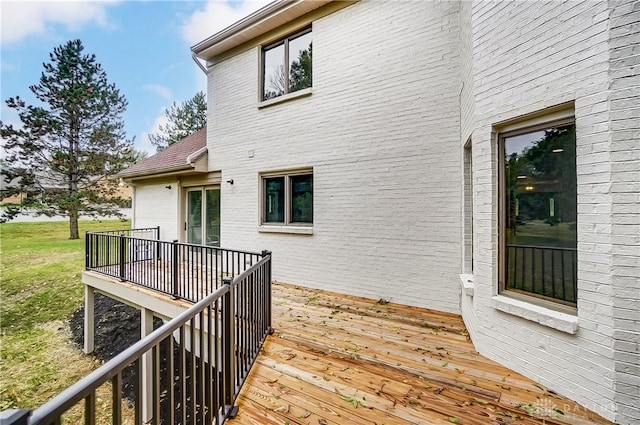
124, 1, 639, 423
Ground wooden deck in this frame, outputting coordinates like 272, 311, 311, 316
231, 282, 613, 425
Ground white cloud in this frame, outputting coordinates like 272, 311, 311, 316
0, 106, 22, 159
135, 110, 169, 156
0, 60, 19, 72
143, 84, 173, 101
0, 105, 22, 130
0, 0, 119, 46
181, 0, 273, 46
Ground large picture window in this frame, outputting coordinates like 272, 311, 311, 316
262, 28, 312, 101
499, 120, 577, 307
262, 170, 313, 226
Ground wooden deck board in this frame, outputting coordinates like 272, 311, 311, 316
230, 282, 614, 425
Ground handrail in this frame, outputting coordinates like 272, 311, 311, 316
14, 249, 273, 425
29, 285, 229, 424
85, 230, 265, 303
232, 255, 270, 282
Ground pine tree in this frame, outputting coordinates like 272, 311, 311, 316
289, 43, 312, 93
0, 39, 133, 239
148, 91, 207, 152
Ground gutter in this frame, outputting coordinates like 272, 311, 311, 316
186, 146, 207, 164
191, 0, 293, 56
118, 164, 195, 180
192, 52, 207, 74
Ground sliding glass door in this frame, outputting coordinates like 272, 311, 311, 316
187, 187, 220, 247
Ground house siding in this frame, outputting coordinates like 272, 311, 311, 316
102, 0, 640, 422
458, 0, 479, 344
609, 0, 640, 423
133, 180, 180, 242
459, 1, 638, 423
208, 0, 463, 313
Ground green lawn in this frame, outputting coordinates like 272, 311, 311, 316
0, 219, 130, 413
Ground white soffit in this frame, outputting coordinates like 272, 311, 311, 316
191, 0, 333, 60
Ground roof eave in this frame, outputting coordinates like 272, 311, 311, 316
118, 164, 196, 180
118, 158, 207, 181
118, 146, 208, 181
191, 0, 333, 60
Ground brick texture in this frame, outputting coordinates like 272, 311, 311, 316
460, 1, 639, 423
132, 1, 638, 423
207, 0, 463, 313
608, 1, 640, 423
133, 181, 179, 241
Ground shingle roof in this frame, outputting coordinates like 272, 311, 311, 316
118, 128, 207, 178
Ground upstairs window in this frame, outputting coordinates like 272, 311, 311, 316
499, 120, 577, 307
262, 28, 312, 101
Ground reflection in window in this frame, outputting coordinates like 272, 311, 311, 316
291, 174, 313, 223
501, 123, 577, 305
187, 188, 221, 247
205, 189, 220, 247
261, 171, 313, 226
188, 190, 203, 245
262, 28, 312, 100
263, 44, 285, 99
288, 31, 312, 94
264, 177, 285, 223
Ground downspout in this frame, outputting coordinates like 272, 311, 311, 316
191, 52, 208, 74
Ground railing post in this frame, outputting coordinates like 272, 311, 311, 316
85, 232, 90, 270
156, 227, 161, 260
172, 240, 179, 299
119, 234, 126, 281
261, 250, 273, 334
140, 308, 154, 423
222, 276, 238, 419
84, 286, 95, 354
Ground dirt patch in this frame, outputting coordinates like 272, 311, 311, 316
69, 293, 164, 402
70, 294, 207, 422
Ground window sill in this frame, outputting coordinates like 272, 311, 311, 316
491, 295, 579, 334
459, 274, 474, 297
258, 225, 313, 235
258, 88, 312, 109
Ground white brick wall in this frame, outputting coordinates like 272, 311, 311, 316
207, 0, 463, 313
608, 1, 640, 423
133, 180, 180, 242
459, 1, 639, 423
193, 0, 639, 422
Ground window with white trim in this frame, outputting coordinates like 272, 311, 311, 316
261, 170, 313, 226
261, 27, 312, 101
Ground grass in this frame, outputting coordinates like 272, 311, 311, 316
0, 219, 134, 421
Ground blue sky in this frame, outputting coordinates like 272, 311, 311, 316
0, 0, 271, 154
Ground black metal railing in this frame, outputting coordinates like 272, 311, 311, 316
85, 230, 263, 303
87, 226, 160, 239
505, 244, 577, 305
9, 254, 272, 425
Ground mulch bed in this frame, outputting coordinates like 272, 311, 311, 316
70, 293, 163, 403
69, 293, 209, 422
